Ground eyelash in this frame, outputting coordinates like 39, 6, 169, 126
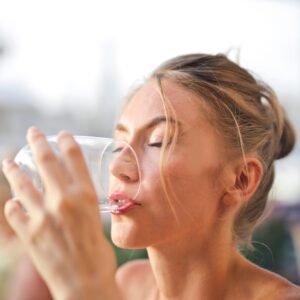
112, 141, 163, 153
112, 147, 123, 153
148, 142, 163, 148
113, 136, 178, 153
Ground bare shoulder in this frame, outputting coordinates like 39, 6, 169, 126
239, 257, 300, 300
257, 270, 300, 300
116, 259, 157, 300
271, 279, 300, 300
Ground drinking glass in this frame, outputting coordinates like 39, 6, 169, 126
14, 136, 141, 213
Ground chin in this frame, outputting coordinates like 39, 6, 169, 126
111, 221, 149, 249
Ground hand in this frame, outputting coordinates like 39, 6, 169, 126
2, 128, 120, 300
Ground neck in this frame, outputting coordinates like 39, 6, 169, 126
147, 226, 240, 300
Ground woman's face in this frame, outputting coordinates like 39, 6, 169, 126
110, 79, 230, 249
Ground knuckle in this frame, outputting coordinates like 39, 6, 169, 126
38, 151, 55, 164
5, 162, 18, 175
63, 143, 81, 158
48, 187, 97, 216
28, 213, 49, 244
4, 201, 19, 220
51, 193, 75, 214
17, 179, 31, 193
57, 198, 73, 213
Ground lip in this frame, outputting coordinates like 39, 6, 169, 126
109, 192, 141, 215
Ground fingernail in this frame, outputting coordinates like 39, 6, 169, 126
58, 130, 70, 137
27, 127, 45, 141
58, 130, 74, 141
28, 126, 41, 134
2, 159, 15, 169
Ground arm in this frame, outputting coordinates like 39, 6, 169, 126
2, 128, 122, 300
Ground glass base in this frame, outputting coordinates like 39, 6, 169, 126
99, 203, 119, 213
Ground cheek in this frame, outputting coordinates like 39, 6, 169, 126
139, 154, 161, 189
162, 155, 223, 214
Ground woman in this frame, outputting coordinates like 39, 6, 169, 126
2, 53, 300, 299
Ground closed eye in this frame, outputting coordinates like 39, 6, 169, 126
112, 147, 124, 153
148, 142, 163, 148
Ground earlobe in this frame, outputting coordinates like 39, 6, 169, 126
222, 188, 241, 206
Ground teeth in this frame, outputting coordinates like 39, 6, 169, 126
117, 199, 127, 204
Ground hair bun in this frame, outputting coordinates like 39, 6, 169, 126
275, 117, 296, 160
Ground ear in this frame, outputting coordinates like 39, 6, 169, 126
223, 157, 264, 206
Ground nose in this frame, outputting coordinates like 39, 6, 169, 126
109, 146, 139, 183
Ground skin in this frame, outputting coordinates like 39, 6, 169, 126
1, 172, 53, 300
0, 176, 15, 243
2, 79, 300, 300
112, 80, 300, 300
2, 130, 121, 300
5, 255, 53, 300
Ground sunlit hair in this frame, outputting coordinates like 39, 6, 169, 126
143, 53, 296, 248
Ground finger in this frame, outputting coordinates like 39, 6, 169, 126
57, 131, 94, 187
5, 198, 29, 239
26, 127, 68, 192
2, 159, 43, 214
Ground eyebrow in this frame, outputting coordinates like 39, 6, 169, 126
115, 116, 181, 134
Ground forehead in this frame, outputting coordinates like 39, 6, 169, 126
120, 79, 205, 129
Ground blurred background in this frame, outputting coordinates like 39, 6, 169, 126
0, 0, 299, 296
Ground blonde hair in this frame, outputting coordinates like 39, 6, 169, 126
145, 53, 296, 248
